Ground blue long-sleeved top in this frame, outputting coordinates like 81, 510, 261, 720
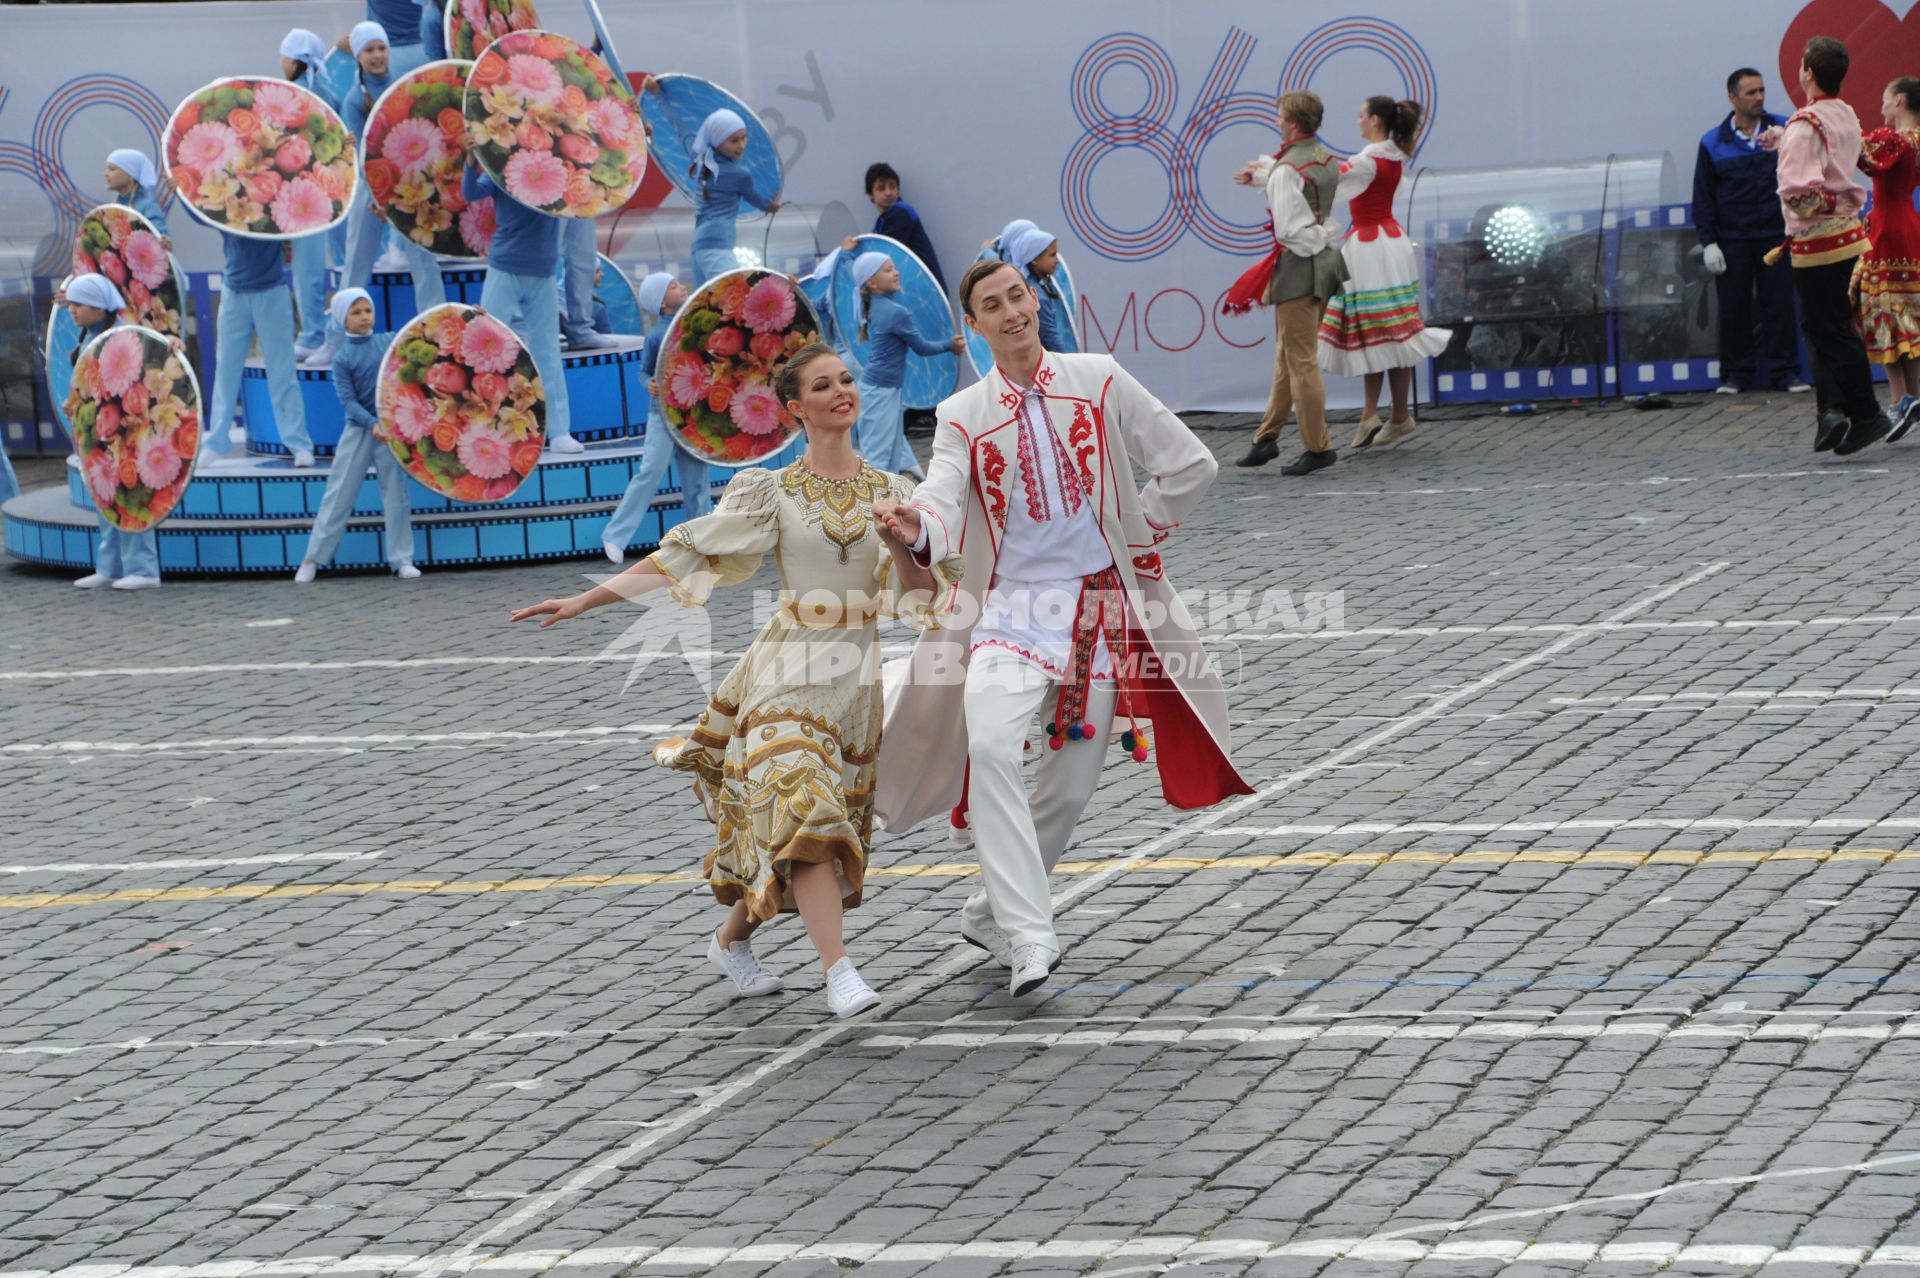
224, 235, 285, 293
859, 293, 946, 389
366, 0, 423, 45
292, 65, 340, 113
331, 329, 397, 430
1692, 110, 1789, 246
342, 65, 397, 140
421, 1, 447, 60
691, 156, 773, 251
463, 164, 559, 276
874, 201, 944, 289
116, 187, 169, 238
639, 323, 669, 378
1029, 270, 1076, 353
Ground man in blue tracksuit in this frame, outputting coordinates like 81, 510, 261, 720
1693, 66, 1801, 394
463, 159, 580, 451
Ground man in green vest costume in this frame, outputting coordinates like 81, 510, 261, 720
1228, 91, 1349, 474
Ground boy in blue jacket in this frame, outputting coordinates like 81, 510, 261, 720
864, 162, 944, 291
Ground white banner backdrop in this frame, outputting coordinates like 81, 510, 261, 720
0, 0, 1904, 411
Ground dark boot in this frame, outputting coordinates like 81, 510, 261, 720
1814, 409, 1849, 452
1833, 412, 1893, 456
1279, 449, 1338, 476
1237, 436, 1280, 468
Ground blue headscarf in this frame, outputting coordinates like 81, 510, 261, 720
693, 108, 746, 180
280, 28, 328, 77
996, 219, 1037, 258
851, 252, 889, 290
1006, 227, 1057, 272
329, 287, 372, 335
106, 149, 158, 195
66, 273, 126, 314
636, 271, 673, 318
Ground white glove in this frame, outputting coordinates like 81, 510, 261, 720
1702, 243, 1727, 275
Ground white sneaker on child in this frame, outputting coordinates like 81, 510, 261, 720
73, 573, 110, 589
707, 933, 783, 997
293, 450, 316, 469
548, 434, 585, 455
825, 957, 880, 1019
111, 575, 161, 591
394, 563, 422, 579
293, 562, 317, 584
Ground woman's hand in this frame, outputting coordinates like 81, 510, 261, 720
872, 496, 922, 544
511, 596, 590, 627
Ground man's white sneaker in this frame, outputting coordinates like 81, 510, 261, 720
707, 933, 783, 997
825, 956, 879, 1018
960, 915, 1012, 967
73, 572, 110, 589
293, 562, 317, 584
1713, 384, 1740, 395
548, 434, 585, 454
111, 575, 161, 591
1008, 944, 1057, 997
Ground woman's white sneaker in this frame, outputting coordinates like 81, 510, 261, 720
707, 934, 783, 997
825, 957, 879, 1018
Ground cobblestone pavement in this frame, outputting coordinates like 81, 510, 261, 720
4, 389, 1920, 1278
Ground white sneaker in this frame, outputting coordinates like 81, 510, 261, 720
1787, 382, 1813, 393
293, 562, 317, 584
603, 541, 625, 565
825, 956, 880, 1019
1713, 384, 1739, 395
394, 563, 422, 579
946, 818, 975, 848
74, 572, 110, 589
293, 450, 316, 469
111, 575, 161, 591
707, 933, 783, 997
1008, 943, 1058, 997
548, 434, 585, 455
959, 914, 1011, 967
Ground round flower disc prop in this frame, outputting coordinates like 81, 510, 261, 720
463, 29, 647, 217
657, 268, 819, 468
639, 74, 783, 207
67, 325, 202, 533
163, 77, 356, 239
72, 205, 188, 339
364, 60, 494, 259
446, 0, 539, 62
376, 302, 547, 503
45, 279, 81, 440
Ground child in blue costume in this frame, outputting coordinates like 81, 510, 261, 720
60, 274, 161, 590
103, 149, 172, 248
295, 288, 420, 583
279, 29, 337, 361
850, 251, 959, 481
864, 162, 944, 290
341, 23, 446, 322
419, 0, 447, 60
601, 271, 709, 562
1004, 226, 1078, 354
689, 108, 780, 285
200, 229, 315, 465
462, 159, 580, 452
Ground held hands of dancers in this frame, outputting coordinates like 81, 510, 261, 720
871, 497, 921, 548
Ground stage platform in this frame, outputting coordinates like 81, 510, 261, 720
1, 434, 773, 576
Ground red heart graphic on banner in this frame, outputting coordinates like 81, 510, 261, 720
1779, 0, 1919, 124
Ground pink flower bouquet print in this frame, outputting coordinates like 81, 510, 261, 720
67, 326, 202, 532
445, 0, 539, 62
376, 303, 547, 504
364, 61, 494, 258
659, 270, 818, 467
73, 205, 186, 338
162, 78, 356, 238
463, 30, 647, 218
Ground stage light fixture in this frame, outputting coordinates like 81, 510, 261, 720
1484, 204, 1545, 268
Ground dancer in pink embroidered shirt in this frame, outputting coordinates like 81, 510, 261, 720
1764, 36, 1891, 455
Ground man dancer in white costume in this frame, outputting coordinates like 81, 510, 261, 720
874, 258, 1252, 996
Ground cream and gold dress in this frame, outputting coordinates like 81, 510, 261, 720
648, 461, 961, 921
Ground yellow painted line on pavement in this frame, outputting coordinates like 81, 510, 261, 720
3, 846, 1918, 911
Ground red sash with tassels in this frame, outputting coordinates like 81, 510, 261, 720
1048, 566, 1153, 762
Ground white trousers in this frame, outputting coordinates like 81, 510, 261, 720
962, 646, 1117, 952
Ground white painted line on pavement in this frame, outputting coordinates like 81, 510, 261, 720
0, 725, 689, 757
0, 851, 386, 877
1235, 610, 1920, 641
1232, 466, 1890, 501
1557, 686, 1920, 705
1206, 815, 1920, 840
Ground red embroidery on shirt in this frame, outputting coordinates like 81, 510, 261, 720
1016, 411, 1049, 522
1068, 402, 1097, 497
980, 440, 1008, 531
1132, 550, 1164, 579
1034, 363, 1055, 391
999, 389, 1020, 413
1047, 425, 1084, 516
